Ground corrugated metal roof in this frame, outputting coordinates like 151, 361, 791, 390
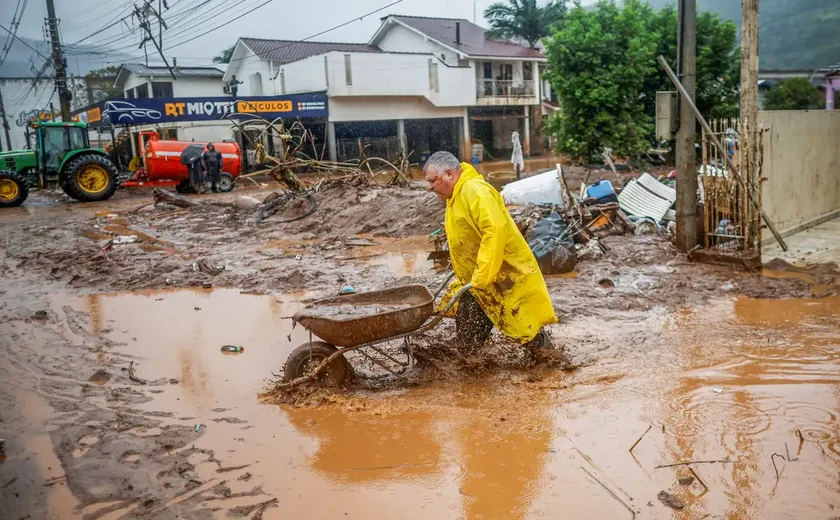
389, 15, 545, 59
618, 175, 675, 222
121, 63, 224, 77
636, 172, 676, 203
240, 38, 380, 64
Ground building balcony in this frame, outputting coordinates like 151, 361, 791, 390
475, 79, 538, 106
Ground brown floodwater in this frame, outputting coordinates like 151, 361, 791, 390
29, 290, 840, 518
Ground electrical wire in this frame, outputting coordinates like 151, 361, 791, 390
0, 23, 52, 62
0, 0, 28, 67
107, 0, 406, 67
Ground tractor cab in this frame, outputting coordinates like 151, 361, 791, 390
31, 121, 94, 181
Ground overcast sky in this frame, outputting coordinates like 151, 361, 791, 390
10, 0, 599, 66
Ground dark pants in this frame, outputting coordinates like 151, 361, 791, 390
207, 166, 221, 189
455, 291, 549, 351
455, 292, 493, 350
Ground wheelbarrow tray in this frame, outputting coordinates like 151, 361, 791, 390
293, 285, 435, 347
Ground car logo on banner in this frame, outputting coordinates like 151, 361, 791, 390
102, 101, 163, 123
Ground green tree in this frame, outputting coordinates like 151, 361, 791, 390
544, 0, 658, 161
763, 78, 823, 110
84, 66, 122, 104
643, 6, 740, 123
484, 0, 567, 49
213, 44, 236, 64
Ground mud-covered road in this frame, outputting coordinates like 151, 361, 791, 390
2, 183, 840, 519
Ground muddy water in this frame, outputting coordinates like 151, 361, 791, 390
18, 290, 840, 519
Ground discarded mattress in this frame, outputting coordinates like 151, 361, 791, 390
501, 169, 566, 208
618, 172, 676, 222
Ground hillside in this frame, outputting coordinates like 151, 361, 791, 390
647, 0, 840, 70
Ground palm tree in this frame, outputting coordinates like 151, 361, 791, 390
213, 44, 236, 64
484, 0, 567, 49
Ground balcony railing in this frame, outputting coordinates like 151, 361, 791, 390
477, 79, 535, 98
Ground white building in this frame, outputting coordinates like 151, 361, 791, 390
111, 63, 229, 144
223, 15, 547, 162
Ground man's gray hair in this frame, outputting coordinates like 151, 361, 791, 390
424, 151, 461, 177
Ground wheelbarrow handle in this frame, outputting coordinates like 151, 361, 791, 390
433, 271, 457, 298
439, 282, 472, 316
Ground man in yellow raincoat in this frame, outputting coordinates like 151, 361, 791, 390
424, 151, 557, 350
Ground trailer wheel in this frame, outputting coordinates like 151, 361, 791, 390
0, 170, 29, 208
218, 173, 235, 192
283, 341, 351, 386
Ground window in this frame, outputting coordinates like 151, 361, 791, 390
483, 62, 492, 79
344, 54, 352, 86
151, 81, 173, 98
68, 127, 87, 150
125, 89, 135, 99
500, 64, 513, 81
135, 83, 149, 98
41, 126, 69, 173
428, 59, 439, 92
523, 62, 533, 81
249, 72, 263, 96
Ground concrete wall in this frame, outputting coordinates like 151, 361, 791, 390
376, 22, 460, 65
329, 97, 466, 123
0, 77, 89, 151
227, 50, 275, 97
121, 72, 224, 98
171, 77, 224, 97
761, 110, 840, 241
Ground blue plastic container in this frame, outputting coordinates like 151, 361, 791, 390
586, 180, 618, 204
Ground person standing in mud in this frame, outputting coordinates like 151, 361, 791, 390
202, 144, 223, 192
424, 151, 557, 351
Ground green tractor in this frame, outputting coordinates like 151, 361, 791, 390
0, 120, 119, 208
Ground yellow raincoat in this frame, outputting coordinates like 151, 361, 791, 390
442, 163, 557, 343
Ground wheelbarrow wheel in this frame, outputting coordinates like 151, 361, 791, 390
283, 342, 351, 386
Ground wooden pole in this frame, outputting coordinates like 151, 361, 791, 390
657, 55, 787, 251
675, 0, 698, 253
741, 0, 761, 251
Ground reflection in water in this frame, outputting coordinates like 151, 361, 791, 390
68, 288, 840, 519
285, 382, 552, 520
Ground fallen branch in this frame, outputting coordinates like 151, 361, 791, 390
688, 467, 708, 497
771, 453, 786, 480
128, 361, 146, 385
628, 425, 652, 454
655, 459, 734, 469
580, 466, 635, 519
153, 188, 198, 208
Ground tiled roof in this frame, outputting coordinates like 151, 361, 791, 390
121, 63, 224, 77
388, 15, 545, 59
240, 38, 381, 63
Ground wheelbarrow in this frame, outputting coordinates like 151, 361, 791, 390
281, 272, 468, 388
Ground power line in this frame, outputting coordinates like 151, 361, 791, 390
0, 23, 52, 62
0, 0, 29, 67
107, 0, 406, 67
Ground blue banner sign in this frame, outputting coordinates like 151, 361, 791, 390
75, 93, 328, 127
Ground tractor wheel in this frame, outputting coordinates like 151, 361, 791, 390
61, 154, 118, 202
0, 170, 29, 208
218, 173, 235, 192
282, 342, 351, 386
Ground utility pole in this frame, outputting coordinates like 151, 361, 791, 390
675, 0, 698, 252
45, 0, 71, 122
741, 0, 760, 248
135, 3, 176, 79
0, 86, 11, 151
